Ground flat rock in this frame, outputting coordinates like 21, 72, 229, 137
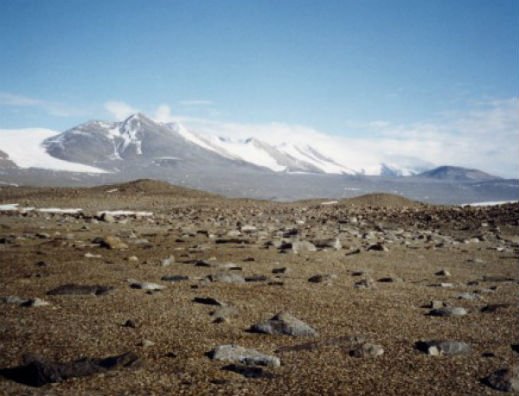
355, 278, 375, 289
47, 284, 113, 296
308, 274, 337, 284
484, 366, 519, 392
428, 307, 467, 317
94, 236, 128, 249
2, 295, 28, 305
194, 297, 226, 306
161, 275, 189, 282
0, 352, 141, 387
418, 340, 471, 356
208, 273, 245, 284
209, 344, 280, 368
250, 312, 317, 336
349, 343, 384, 358
22, 298, 50, 307
128, 280, 165, 291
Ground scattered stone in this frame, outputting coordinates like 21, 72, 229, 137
345, 248, 361, 256
193, 297, 226, 306
127, 256, 139, 262
0, 352, 141, 386
2, 295, 28, 305
36, 261, 50, 267
128, 280, 165, 291
355, 278, 375, 289
349, 343, 384, 358
222, 364, 273, 379
430, 300, 445, 309
483, 366, 519, 392
100, 213, 116, 223
160, 256, 175, 267
211, 306, 239, 322
272, 267, 290, 274
480, 304, 510, 313
123, 319, 137, 328
313, 238, 342, 250
208, 345, 280, 368
483, 275, 515, 283
94, 236, 128, 250
47, 284, 113, 296
428, 307, 468, 317
417, 340, 471, 356
367, 243, 388, 252
208, 273, 245, 284
291, 240, 317, 253
84, 252, 102, 259
435, 269, 451, 277
308, 274, 337, 284
250, 312, 317, 336
139, 339, 154, 348
161, 275, 189, 282
377, 275, 402, 283
245, 275, 269, 282
22, 298, 50, 307
457, 292, 481, 301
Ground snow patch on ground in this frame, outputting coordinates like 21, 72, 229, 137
0, 128, 108, 173
461, 200, 518, 207
97, 210, 153, 217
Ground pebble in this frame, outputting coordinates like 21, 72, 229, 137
128, 279, 165, 291
428, 307, 468, 317
418, 340, 471, 356
349, 343, 384, 358
209, 344, 280, 368
484, 366, 519, 392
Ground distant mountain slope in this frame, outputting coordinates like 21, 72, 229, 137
418, 166, 501, 182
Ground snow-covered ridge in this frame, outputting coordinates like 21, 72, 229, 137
0, 128, 108, 173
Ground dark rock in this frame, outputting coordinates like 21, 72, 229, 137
245, 275, 269, 282
161, 275, 189, 282
222, 364, 274, 379
480, 304, 510, 313
0, 352, 140, 387
47, 284, 113, 296
194, 297, 226, 306
483, 366, 519, 392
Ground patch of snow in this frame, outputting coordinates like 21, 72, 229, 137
0, 181, 19, 187
106, 188, 119, 193
96, 210, 153, 217
0, 203, 19, 211
461, 200, 518, 207
36, 208, 83, 214
276, 143, 354, 174
320, 201, 338, 206
0, 128, 108, 173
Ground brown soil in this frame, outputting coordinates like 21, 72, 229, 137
0, 181, 517, 396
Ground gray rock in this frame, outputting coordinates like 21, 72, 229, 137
484, 366, 519, 392
350, 343, 384, 358
250, 312, 317, 336
161, 275, 189, 282
208, 273, 245, 284
435, 269, 451, 277
209, 344, 280, 368
160, 256, 175, 267
355, 278, 375, 289
47, 284, 113, 296
429, 307, 468, 317
2, 295, 28, 304
22, 298, 50, 307
419, 340, 471, 356
457, 292, 481, 301
308, 274, 337, 284
128, 279, 165, 291
291, 240, 317, 253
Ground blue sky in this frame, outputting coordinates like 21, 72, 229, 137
0, 0, 518, 176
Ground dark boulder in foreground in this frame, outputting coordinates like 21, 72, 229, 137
47, 284, 113, 296
0, 352, 141, 387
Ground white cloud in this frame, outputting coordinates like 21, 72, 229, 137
0, 92, 89, 117
154, 104, 174, 123
170, 97, 518, 178
0, 92, 41, 106
104, 100, 139, 121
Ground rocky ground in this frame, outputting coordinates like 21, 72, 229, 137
0, 180, 517, 396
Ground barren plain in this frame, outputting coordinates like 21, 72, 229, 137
0, 180, 517, 396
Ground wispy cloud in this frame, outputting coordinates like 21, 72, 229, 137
0, 92, 89, 117
104, 100, 139, 121
0, 92, 41, 106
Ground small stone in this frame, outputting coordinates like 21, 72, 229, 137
429, 307, 468, 317
161, 275, 189, 282
484, 366, 519, 392
128, 279, 165, 291
350, 343, 384, 358
308, 274, 337, 284
3, 295, 28, 304
100, 213, 116, 223
430, 300, 445, 309
457, 292, 481, 301
291, 240, 317, 253
435, 269, 451, 277
127, 256, 139, 262
272, 267, 290, 274
139, 339, 154, 348
355, 278, 375, 289
418, 340, 471, 356
250, 312, 317, 336
94, 236, 128, 250
208, 273, 245, 284
193, 297, 226, 306
123, 319, 137, 328
209, 344, 280, 368
160, 256, 175, 267
22, 298, 50, 307
366, 243, 388, 252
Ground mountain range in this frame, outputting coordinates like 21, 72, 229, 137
0, 113, 517, 204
